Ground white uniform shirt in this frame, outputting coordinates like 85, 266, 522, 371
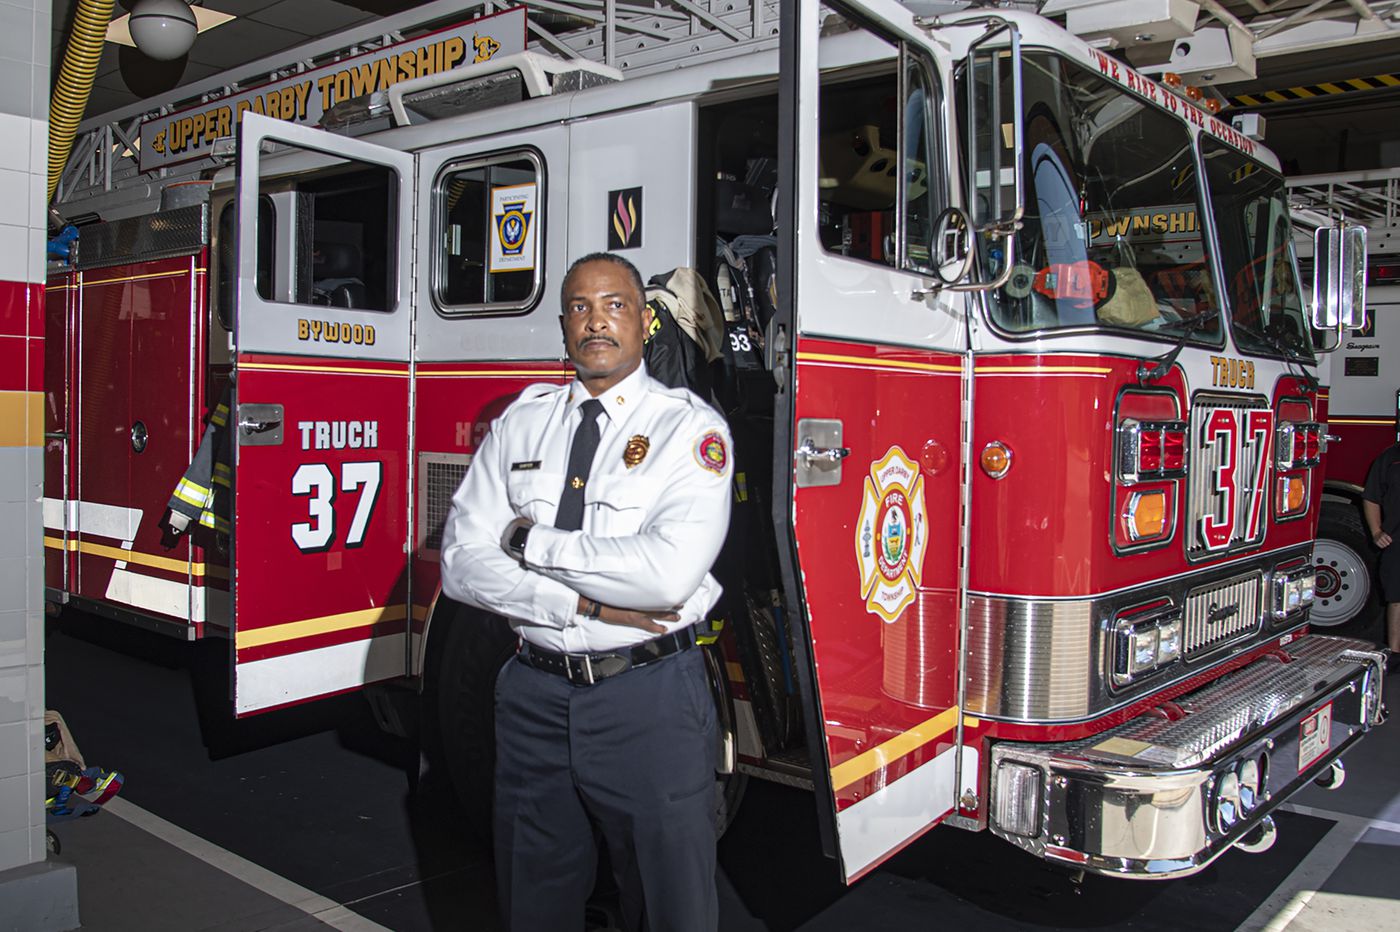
440, 363, 733, 653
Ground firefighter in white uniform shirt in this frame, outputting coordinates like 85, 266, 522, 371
440, 253, 732, 932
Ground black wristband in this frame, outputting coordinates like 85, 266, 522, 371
586, 599, 602, 619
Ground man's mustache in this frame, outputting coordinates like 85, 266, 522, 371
579, 335, 619, 348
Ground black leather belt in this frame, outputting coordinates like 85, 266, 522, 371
518, 625, 698, 686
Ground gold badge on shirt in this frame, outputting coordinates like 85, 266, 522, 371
623, 435, 650, 468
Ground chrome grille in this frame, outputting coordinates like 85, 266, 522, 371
417, 453, 472, 552
1186, 397, 1272, 558
1183, 572, 1261, 657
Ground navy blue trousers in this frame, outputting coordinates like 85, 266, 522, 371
493, 646, 719, 932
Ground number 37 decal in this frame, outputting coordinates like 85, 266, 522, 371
1200, 408, 1273, 551
291, 461, 382, 553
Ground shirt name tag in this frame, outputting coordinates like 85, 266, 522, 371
511, 461, 542, 471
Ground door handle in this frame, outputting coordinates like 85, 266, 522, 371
237, 404, 284, 446
794, 418, 846, 488
239, 415, 281, 434
795, 438, 850, 467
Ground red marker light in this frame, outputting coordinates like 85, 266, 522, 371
1163, 429, 1186, 472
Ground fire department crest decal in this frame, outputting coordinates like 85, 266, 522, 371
855, 447, 928, 623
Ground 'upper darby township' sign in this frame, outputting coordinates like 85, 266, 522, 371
138, 6, 526, 172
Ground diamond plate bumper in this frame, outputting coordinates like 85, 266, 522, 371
988, 635, 1385, 878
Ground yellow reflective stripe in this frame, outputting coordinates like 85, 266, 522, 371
976, 365, 1113, 374
829, 705, 961, 792
235, 604, 409, 649
239, 362, 407, 376
44, 537, 206, 574
417, 368, 569, 378
173, 488, 206, 507
82, 269, 194, 287
796, 351, 962, 373
173, 477, 209, 505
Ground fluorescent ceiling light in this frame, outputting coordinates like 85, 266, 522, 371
106, 6, 236, 48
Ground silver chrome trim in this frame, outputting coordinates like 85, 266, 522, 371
965, 546, 1310, 722
988, 635, 1384, 879
1182, 571, 1261, 658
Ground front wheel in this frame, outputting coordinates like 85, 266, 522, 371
433, 604, 518, 843
1312, 501, 1381, 637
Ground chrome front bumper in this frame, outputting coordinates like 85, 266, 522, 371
987, 635, 1385, 879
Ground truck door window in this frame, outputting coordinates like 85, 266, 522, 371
242, 142, 399, 314
817, 11, 945, 272
967, 53, 1220, 341
295, 164, 396, 311
434, 152, 543, 316
215, 198, 274, 330
1200, 139, 1312, 360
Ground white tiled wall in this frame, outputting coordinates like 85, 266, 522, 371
0, 0, 47, 875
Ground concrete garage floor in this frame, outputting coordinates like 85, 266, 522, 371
41, 613, 1400, 931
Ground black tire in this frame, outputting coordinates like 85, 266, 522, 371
433, 603, 518, 843
1312, 501, 1382, 639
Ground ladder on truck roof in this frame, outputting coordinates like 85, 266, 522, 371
1288, 168, 1400, 256
54, 0, 783, 217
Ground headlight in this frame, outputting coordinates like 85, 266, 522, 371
1114, 608, 1183, 686
1237, 758, 1260, 812
1273, 566, 1318, 620
1215, 771, 1241, 831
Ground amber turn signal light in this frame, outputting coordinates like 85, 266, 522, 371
980, 442, 1012, 479
1277, 476, 1307, 516
1125, 491, 1167, 541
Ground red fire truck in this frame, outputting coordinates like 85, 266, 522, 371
45, 2, 1385, 883
1289, 169, 1400, 636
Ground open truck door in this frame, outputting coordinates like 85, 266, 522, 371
775, 2, 974, 882
231, 113, 416, 715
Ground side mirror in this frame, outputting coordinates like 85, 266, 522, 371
1311, 224, 1366, 336
965, 22, 1024, 241
931, 207, 973, 285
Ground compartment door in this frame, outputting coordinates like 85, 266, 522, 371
777, 2, 970, 882
232, 113, 416, 715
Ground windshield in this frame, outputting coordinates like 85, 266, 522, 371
1200, 139, 1313, 360
972, 53, 1221, 342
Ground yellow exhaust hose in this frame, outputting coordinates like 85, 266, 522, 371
48, 0, 115, 203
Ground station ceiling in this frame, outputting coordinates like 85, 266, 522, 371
50, 0, 1400, 175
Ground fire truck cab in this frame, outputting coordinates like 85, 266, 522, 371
1290, 169, 1400, 636
46, 1, 1385, 884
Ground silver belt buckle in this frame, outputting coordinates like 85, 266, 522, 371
563, 653, 594, 686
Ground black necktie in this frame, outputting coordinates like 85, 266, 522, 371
555, 398, 605, 531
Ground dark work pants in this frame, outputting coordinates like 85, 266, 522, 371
493, 646, 719, 932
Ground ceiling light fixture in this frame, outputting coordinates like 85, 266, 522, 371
106, 1, 236, 58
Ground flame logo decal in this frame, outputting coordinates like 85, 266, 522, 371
612, 193, 637, 246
